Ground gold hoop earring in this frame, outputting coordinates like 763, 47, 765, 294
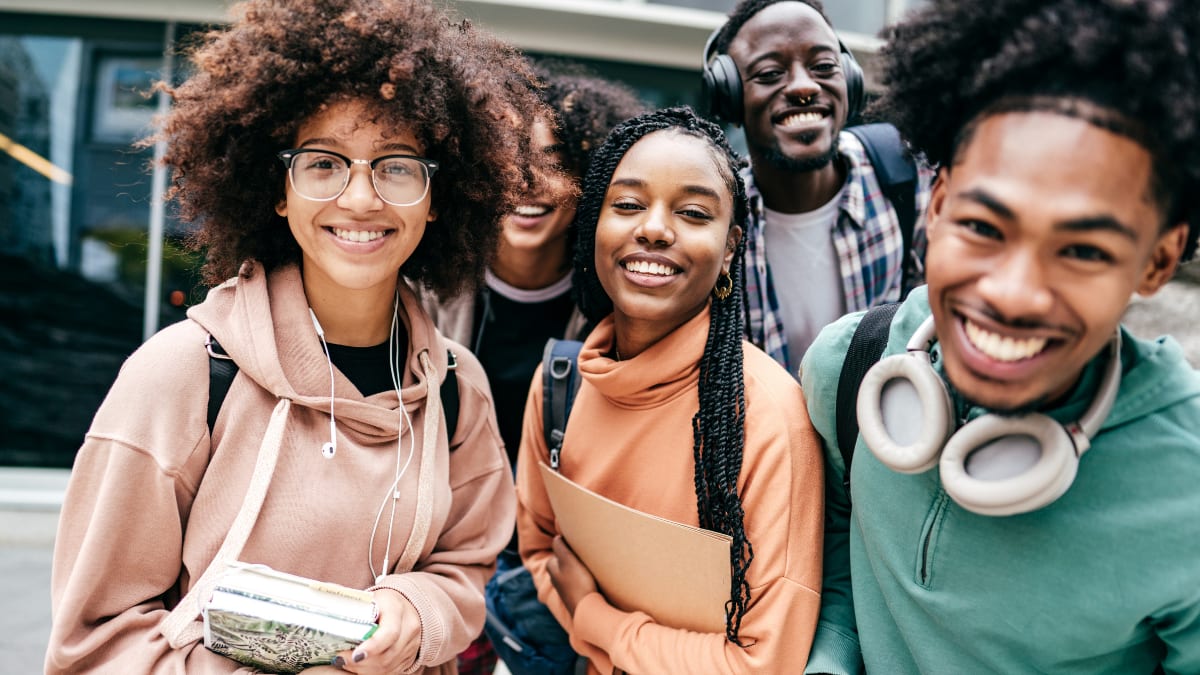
713, 270, 733, 301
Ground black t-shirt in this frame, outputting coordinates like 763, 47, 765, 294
472, 283, 575, 466
325, 318, 408, 397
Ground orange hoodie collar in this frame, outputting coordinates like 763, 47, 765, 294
579, 308, 711, 408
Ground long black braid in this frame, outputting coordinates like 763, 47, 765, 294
572, 106, 755, 644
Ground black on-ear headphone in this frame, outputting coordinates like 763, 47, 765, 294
700, 24, 865, 126
855, 316, 1122, 516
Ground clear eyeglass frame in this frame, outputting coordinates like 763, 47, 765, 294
277, 148, 439, 207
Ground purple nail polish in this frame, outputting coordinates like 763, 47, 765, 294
353, 650, 367, 663
332, 655, 346, 668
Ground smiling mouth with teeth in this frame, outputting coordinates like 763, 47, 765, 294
623, 260, 679, 276
332, 227, 387, 243
512, 204, 552, 217
964, 319, 1049, 362
779, 111, 824, 128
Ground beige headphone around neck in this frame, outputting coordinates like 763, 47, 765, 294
855, 315, 1122, 516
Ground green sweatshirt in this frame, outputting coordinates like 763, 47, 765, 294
800, 287, 1200, 675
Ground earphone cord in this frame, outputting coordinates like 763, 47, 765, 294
368, 289, 417, 584
309, 307, 338, 459
322, 339, 336, 452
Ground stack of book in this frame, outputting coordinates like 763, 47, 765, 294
202, 563, 379, 673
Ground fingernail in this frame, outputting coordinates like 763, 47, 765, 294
332, 655, 346, 668
353, 649, 367, 663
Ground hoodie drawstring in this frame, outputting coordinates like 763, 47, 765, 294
160, 398, 293, 647
392, 350, 442, 574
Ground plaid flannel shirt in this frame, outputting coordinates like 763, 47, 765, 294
742, 129, 935, 373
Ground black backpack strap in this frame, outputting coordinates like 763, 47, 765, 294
846, 123, 920, 298
834, 302, 901, 494
541, 338, 584, 471
205, 334, 239, 438
442, 349, 459, 448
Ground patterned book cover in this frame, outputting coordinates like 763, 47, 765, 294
202, 564, 379, 672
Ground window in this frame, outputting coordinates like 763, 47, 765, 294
0, 14, 201, 468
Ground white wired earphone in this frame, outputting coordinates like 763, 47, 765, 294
309, 291, 416, 584
368, 290, 416, 584
309, 308, 339, 459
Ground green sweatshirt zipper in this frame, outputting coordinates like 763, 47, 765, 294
916, 490, 950, 588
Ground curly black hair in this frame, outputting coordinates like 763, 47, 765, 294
873, 0, 1200, 261
154, 0, 546, 293
531, 60, 647, 180
713, 0, 830, 55
572, 106, 754, 644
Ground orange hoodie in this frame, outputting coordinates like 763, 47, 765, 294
47, 263, 513, 673
516, 309, 824, 674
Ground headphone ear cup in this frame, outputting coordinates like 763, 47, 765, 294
939, 415, 1080, 516
702, 53, 743, 125
856, 352, 955, 474
840, 49, 865, 123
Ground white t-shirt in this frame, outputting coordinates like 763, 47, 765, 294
762, 186, 847, 363
484, 268, 572, 302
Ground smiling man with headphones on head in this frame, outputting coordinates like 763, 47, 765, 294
702, 0, 936, 374
799, 0, 1200, 673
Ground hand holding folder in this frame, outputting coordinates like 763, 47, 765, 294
538, 462, 731, 634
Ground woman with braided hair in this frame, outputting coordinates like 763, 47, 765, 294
421, 60, 646, 675
515, 106, 825, 674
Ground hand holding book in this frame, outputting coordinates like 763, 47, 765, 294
202, 564, 380, 673
335, 585, 423, 672
538, 462, 732, 634
202, 563, 426, 673
547, 534, 597, 616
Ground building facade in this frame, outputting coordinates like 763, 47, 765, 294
0, 0, 918, 467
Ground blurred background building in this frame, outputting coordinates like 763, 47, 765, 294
0, 0, 927, 469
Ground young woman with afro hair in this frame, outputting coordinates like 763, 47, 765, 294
45, 1, 547, 673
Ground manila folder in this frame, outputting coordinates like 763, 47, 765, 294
538, 461, 731, 634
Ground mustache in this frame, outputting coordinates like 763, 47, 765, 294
954, 302, 1073, 336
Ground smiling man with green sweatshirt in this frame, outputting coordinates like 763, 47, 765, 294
800, 1, 1200, 673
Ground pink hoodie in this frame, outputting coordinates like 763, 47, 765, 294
47, 263, 514, 673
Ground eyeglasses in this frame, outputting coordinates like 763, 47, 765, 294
277, 148, 439, 206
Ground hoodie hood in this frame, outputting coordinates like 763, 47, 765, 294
187, 262, 451, 443
1102, 328, 1200, 428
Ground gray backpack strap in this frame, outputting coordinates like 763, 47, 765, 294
541, 338, 584, 471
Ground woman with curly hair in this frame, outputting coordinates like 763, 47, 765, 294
45, 1, 544, 673
420, 61, 646, 675
423, 60, 645, 488
800, 0, 1200, 673
515, 107, 825, 674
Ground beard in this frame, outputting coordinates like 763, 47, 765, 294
757, 132, 840, 173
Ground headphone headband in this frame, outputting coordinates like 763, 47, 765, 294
703, 23, 721, 66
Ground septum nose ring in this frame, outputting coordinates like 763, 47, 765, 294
798, 93, 817, 106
